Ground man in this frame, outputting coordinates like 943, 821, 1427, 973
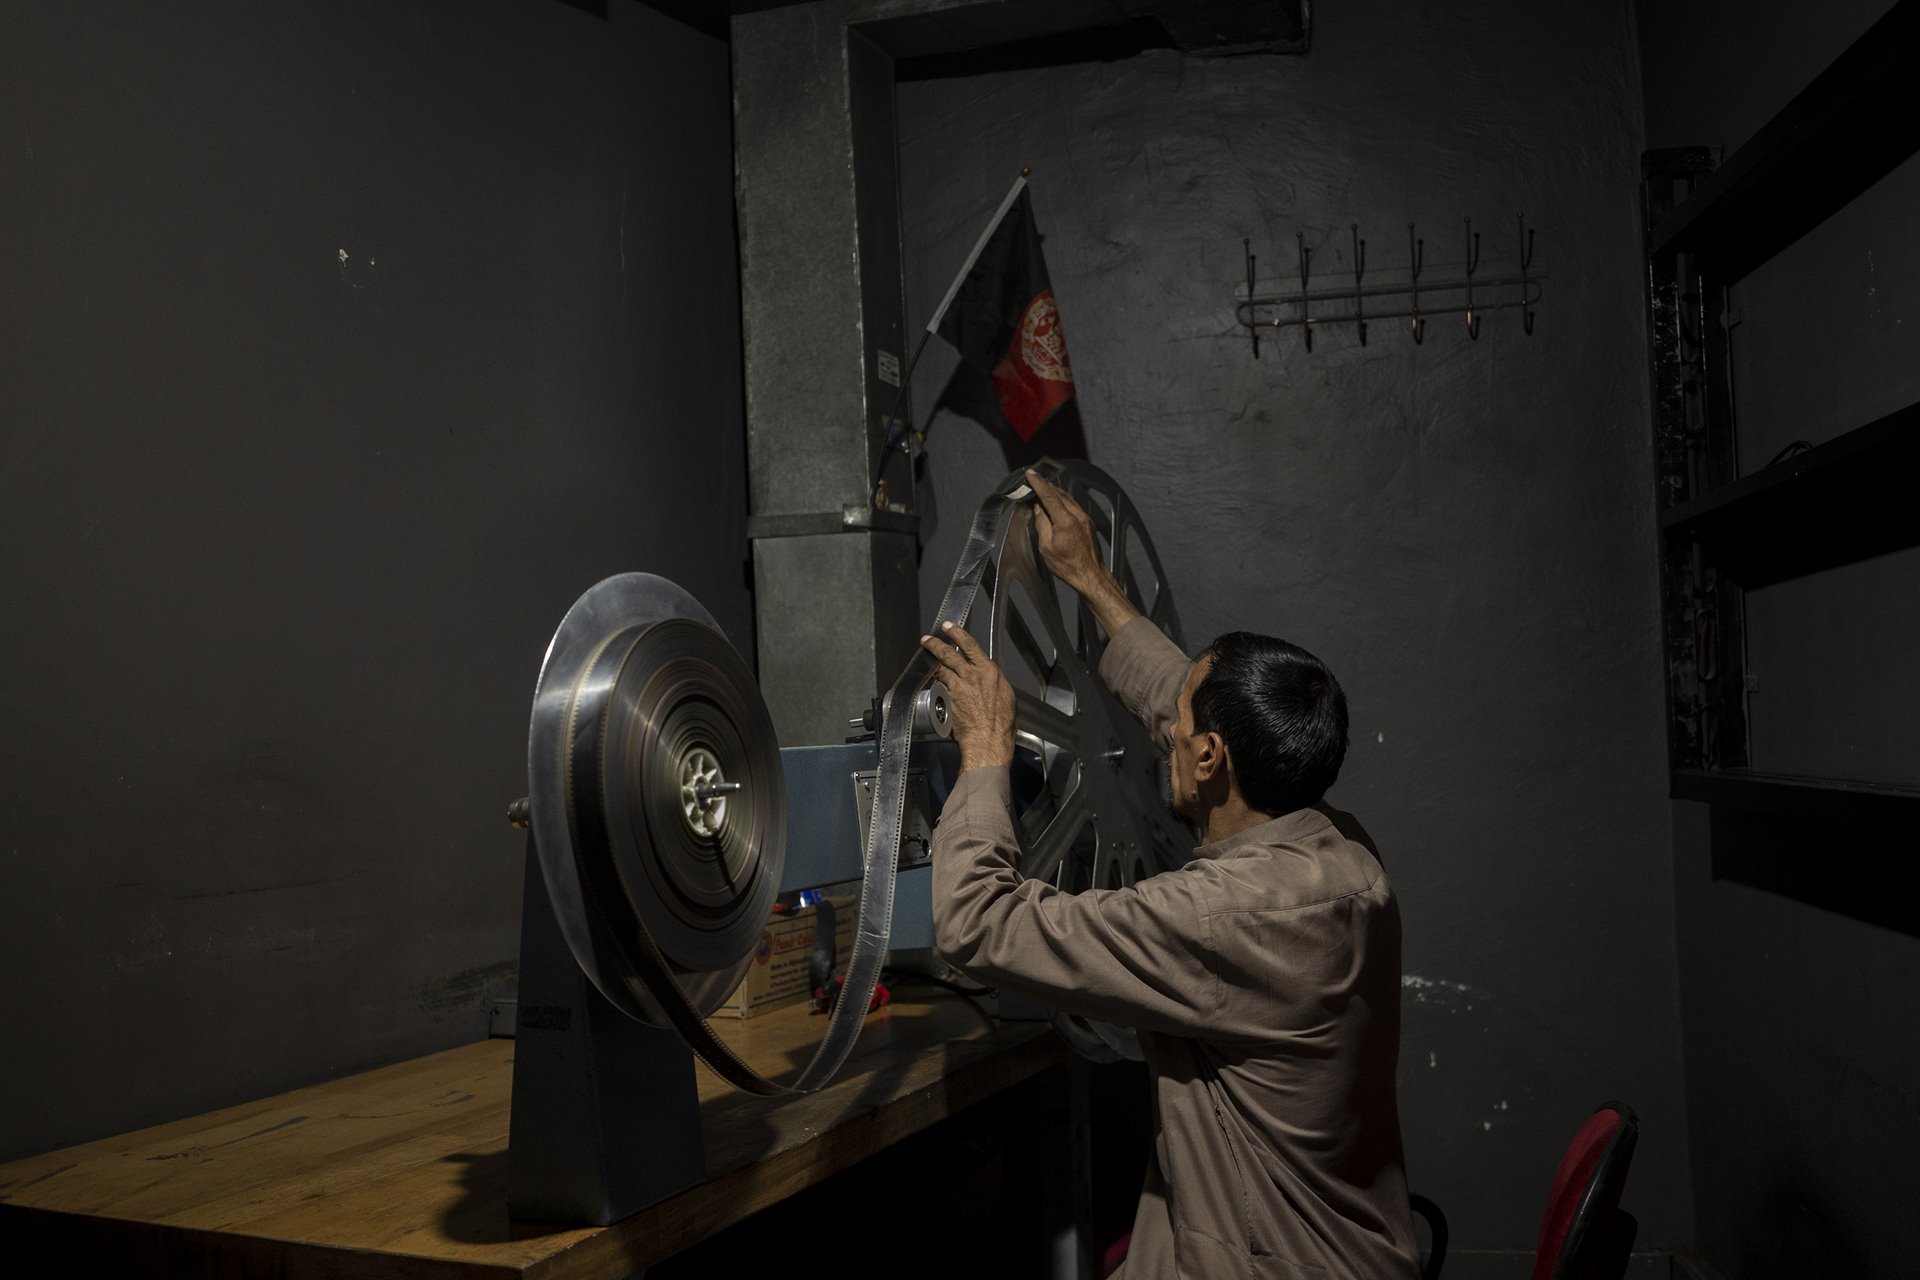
923, 470, 1419, 1280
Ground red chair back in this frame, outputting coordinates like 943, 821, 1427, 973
1528, 1102, 1638, 1280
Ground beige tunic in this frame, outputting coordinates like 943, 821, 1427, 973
931, 617, 1420, 1280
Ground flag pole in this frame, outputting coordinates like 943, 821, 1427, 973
925, 170, 1030, 336
871, 168, 1031, 509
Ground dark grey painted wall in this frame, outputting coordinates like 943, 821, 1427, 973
1735, 140, 1920, 788
1637, 0, 1899, 157
0, 0, 748, 1160
900, 0, 1691, 1263
1639, 3, 1920, 1276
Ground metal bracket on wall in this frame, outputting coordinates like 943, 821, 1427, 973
745, 505, 922, 540
1235, 214, 1542, 356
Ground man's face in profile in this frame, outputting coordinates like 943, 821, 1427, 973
1167, 656, 1214, 822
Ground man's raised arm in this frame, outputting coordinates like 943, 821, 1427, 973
921, 622, 1220, 1036
1027, 469, 1191, 750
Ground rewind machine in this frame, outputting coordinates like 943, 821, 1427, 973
505, 460, 1192, 1223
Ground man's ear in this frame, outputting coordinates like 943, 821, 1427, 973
1194, 731, 1228, 783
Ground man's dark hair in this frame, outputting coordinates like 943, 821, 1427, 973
1189, 632, 1348, 816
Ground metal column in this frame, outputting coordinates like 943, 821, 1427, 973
733, 4, 919, 745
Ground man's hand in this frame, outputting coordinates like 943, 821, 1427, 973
920, 622, 1016, 770
1025, 468, 1142, 639
1026, 468, 1105, 594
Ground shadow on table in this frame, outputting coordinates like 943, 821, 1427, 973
432, 1099, 781, 1250
432, 995, 1022, 1260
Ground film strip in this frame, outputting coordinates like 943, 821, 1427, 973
532, 460, 1184, 1095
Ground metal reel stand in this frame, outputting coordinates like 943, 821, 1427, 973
509, 573, 787, 1223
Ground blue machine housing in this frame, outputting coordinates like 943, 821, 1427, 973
775, 739, 962, 950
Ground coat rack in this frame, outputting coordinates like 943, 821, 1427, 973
1235, 214, 1541, 357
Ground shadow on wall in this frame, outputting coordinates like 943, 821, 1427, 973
1710, 807, 1920, 938
1739, 1178, 1864, 1280
917, 360, 1091, 561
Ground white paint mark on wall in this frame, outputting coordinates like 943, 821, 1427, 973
1481, 1120, 1492, 1132
336, 247, 371, 290
1376, 731, 1385, 743
1403, 973, 1489, 1012
1403, 974, 1472, 992
1428, 1051, 1437, 1068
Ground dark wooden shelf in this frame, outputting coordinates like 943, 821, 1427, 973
1648, 0, 1920, 282
1659, 401, 1920, 588
1682, 769, 1920, 935
1673, 767, 1920, 830
1647, 4, 1920, 931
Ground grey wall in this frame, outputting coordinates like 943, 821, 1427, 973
1735, 142, 1920, 788
900, 0, 1691, 1265
0, 0, 749, 1160
1638, 3, 1920, 1277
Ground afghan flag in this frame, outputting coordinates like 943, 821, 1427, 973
932, 185, 1075, 442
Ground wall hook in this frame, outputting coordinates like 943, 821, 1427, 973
1297, 230, 1312, 354
1517, 211, 1535, 335
1464, 216, 1482, 340
1235, 215, 1540, 355
1407, 222, 1425, 345
1244, 238, 1260, 358
1351, 223, 1368, 346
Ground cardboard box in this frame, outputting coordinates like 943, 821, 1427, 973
714, 895, 857, 1019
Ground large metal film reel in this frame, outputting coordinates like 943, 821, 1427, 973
527, 574, 785, 1030
973, 461, 1195, 1060
525, 569, 944, 1098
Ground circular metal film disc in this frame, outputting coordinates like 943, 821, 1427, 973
527, 574, 785, 1026
977, 460, 1195, 1060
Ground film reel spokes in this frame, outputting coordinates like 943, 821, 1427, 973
969, 462, 1195, 1061
980, 465, 1190, 899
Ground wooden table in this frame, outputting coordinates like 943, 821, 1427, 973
0, 992, 1064, 1278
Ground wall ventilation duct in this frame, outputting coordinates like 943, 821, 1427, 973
727, 0, 1306, 743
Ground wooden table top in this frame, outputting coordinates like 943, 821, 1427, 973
0, 991, 1063, 1279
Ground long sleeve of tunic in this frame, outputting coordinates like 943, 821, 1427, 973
931, 616, 1420, 1280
